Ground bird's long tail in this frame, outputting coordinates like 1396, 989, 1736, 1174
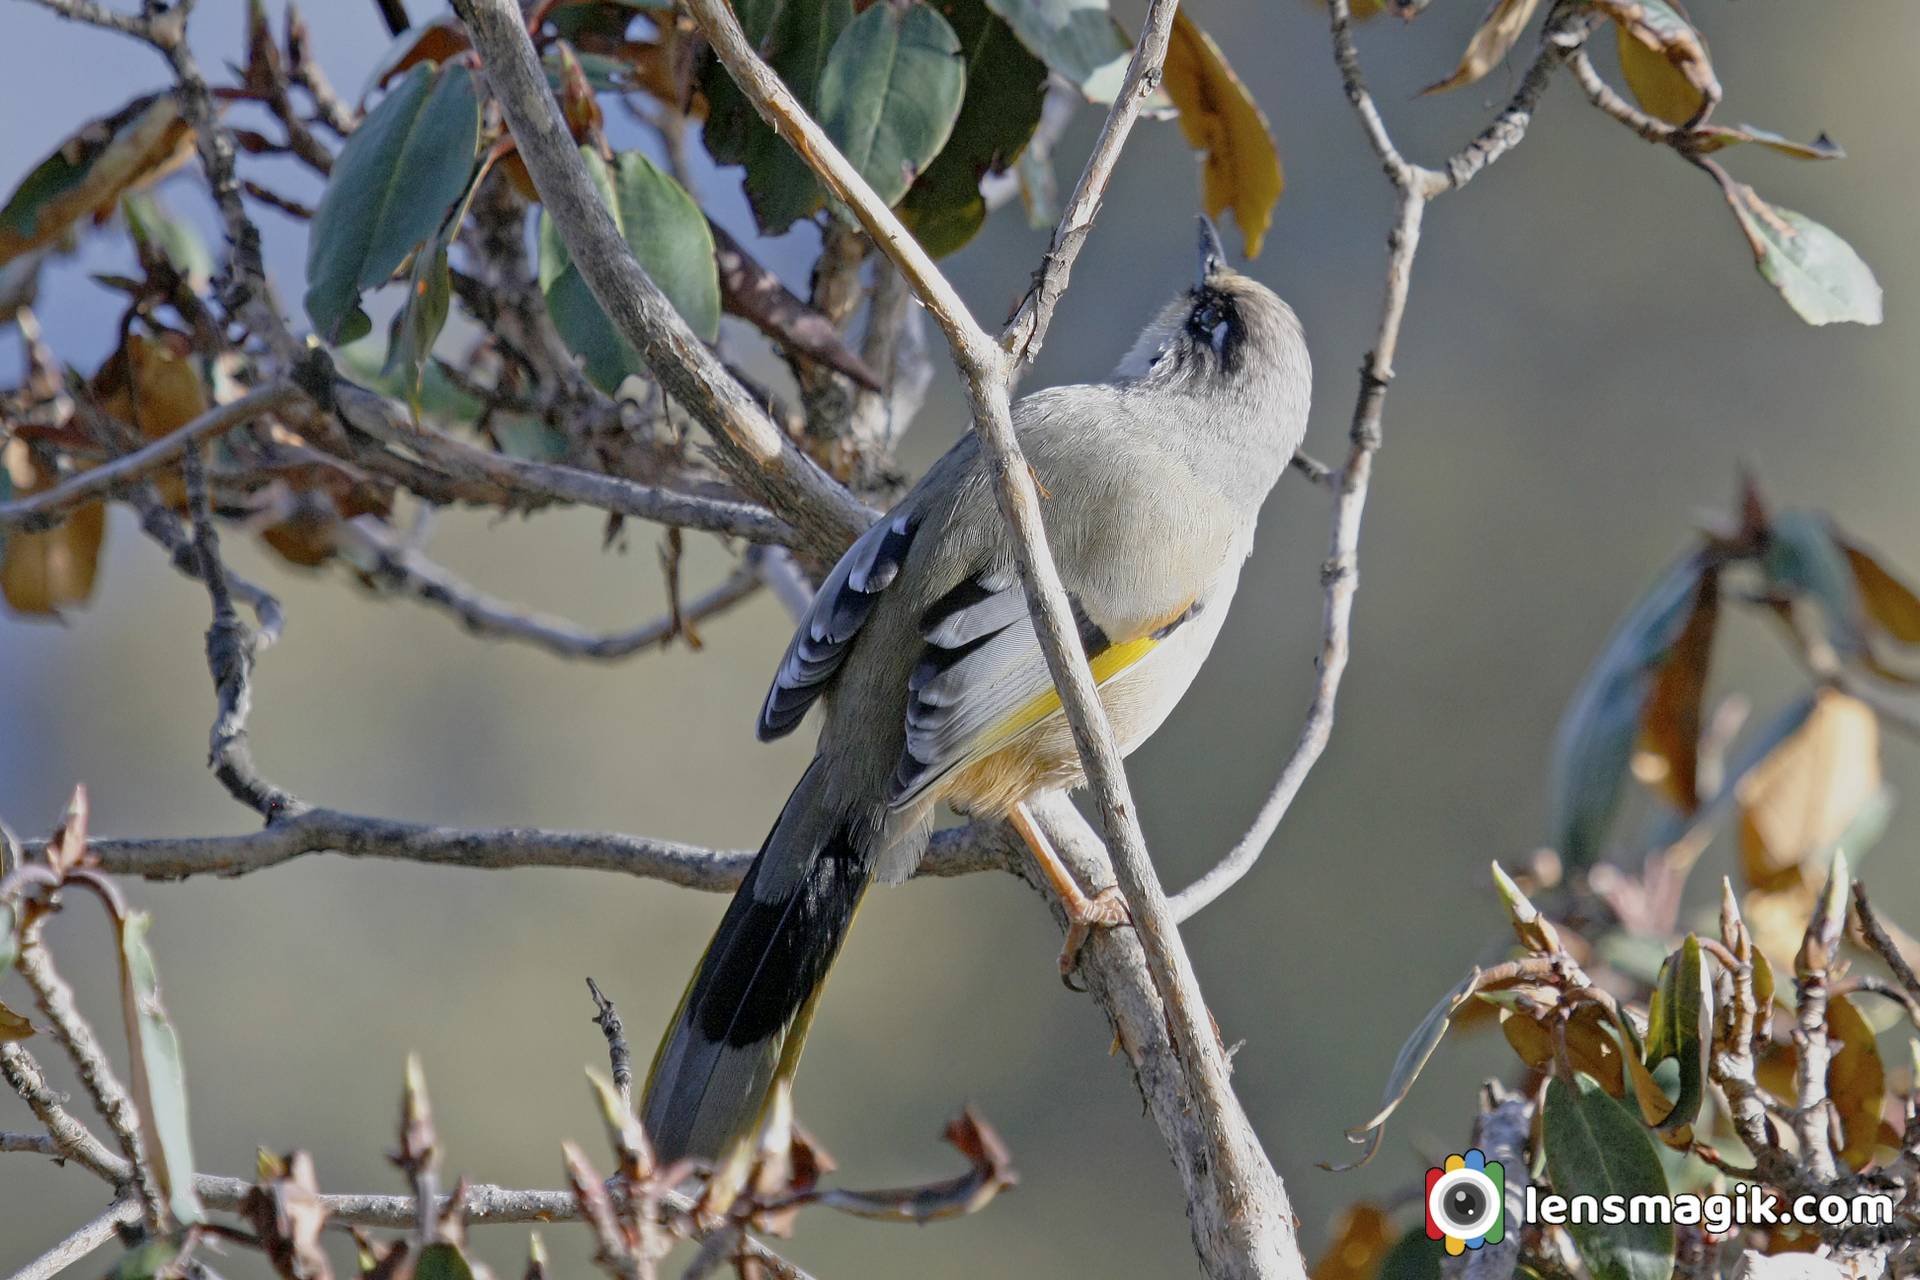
642, 759, 873, 1164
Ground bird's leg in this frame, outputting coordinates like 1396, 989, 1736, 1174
1008, 801, 1132, 987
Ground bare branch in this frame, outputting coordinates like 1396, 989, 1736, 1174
0, 382, 303, 532
682, 1, 1305, 1273
327, 376, 801, 546
449, 0, 872, 563
0, 1042, 135, 1184
183, 447, 308, 822
1171, 0, 1591, 921
13, 929, 167, 1228
1001, 0, 1181, 365
49, 808, 1007, 886
10, 1196, 143, 1280
341, 522, 765, 660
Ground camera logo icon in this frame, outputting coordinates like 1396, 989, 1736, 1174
1425, 1149, 1505, 1255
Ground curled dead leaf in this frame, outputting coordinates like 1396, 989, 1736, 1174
1423, 0, 1542, 95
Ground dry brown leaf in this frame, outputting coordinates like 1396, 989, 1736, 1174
1639, 565, 1719, 811
95, 331, 209, 440
1162, 11, 1283, 258
1311, 1204, 1394, 1280
1841, 540, 1920, 644
371, 16, 471, 91
1737, 690, 1880, 894
1422, 0, 1542, 95
1, 440, 106, 617
0, 998, 34, 1041
242, 1149, 333, 1280
0, 94, 195, 267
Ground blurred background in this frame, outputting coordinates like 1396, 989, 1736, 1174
3, 0, 1918, 1274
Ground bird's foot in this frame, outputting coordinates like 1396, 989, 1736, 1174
1058, 885, 1131, 990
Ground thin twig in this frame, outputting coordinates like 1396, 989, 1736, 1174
1002, 0, 1182, 365
1169, 0, 1590, 922
0, 1042, 136, 1184
13, 928, 168, 1229
0, 382, 302, 531
585, 978, 633, 1114
1854, 883, 1920, 1008
327, 375, 802, 546
183, 447, 308, 822
342, 522, 765, 660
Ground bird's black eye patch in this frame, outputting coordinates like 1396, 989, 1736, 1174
1185, 288, 1242, 369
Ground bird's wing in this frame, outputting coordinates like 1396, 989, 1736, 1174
757, 508, 920, 741
888, 564, 1202, 806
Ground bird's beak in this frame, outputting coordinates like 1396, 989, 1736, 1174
1196, 214, 1227, 285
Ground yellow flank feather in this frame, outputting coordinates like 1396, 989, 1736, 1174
985, 634, 1159, 749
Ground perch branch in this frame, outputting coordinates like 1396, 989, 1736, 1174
678, 0, 1302, 1274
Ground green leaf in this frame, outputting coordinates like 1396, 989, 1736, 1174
1543, 1076, 1675, 1280
414, 1242, 479, 1280
703, 0, 855, 234
1549, 553, 1710, 867
1332, 966, 1482, 1170
303, 62, 480, 344
118, 911, 202, 1226
381, 233, 452, 415
896, 0, 1046, 256
123, 193, 213, 291
110, 1240, 181, 1280
984, 0, 1132, 102
1722, 183, 1882, 327
1642, 935, 1712, 1132
818, 2, 966, 209
1764, 510, 1868, 655
539, 148, 720, 393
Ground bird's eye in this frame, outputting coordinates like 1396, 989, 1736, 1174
1209, 319, 1231, 354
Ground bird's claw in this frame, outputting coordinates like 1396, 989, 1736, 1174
1057, 886, 1131, 989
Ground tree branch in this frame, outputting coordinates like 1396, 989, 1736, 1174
10, 1196, 143, 1280
326, 376, 800, 546
183, 447, 308, 822
48, 808, 1007, 886
676, 1, 1302, 1274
